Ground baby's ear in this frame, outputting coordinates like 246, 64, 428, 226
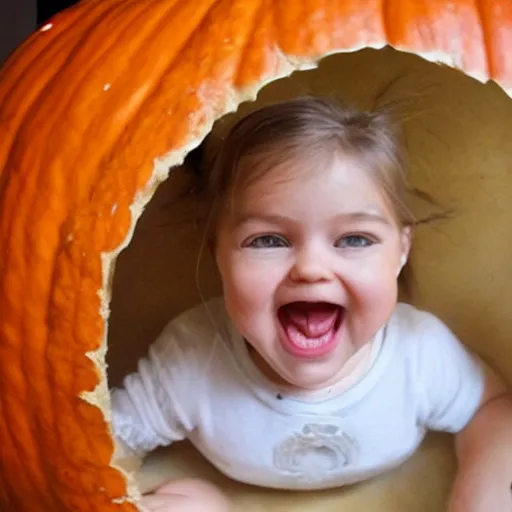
397, 227, 413, 276
401, 226, 413, 260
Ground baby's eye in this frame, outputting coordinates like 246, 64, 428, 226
246, 235, 289, 249
336, 235, 375, 249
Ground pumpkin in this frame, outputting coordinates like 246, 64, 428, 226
0, 1, 511, 511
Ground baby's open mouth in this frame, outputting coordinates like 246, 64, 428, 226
277, 302, 343, 357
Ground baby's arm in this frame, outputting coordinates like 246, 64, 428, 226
410, 311, 512, 511
109, 307, 232, 511
448, 363, 512, 512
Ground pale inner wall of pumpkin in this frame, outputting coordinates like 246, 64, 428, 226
106, 47, 512, 510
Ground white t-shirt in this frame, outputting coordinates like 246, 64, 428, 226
111, 298, 484, 490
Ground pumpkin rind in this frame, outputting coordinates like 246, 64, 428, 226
0, 0, 510, 510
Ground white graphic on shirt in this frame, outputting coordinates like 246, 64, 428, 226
273, 423, 359, 482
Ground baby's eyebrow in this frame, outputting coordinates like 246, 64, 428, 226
232, 211, 392, 228
233, 213, 293, 227
337, 211, 392, 226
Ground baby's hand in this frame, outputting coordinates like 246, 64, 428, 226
140, 478, 231, 512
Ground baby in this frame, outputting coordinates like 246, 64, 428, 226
111, 97, 512, 512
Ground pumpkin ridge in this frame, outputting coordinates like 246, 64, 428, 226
68, 252, 111, 468
44, 243, 124, 509
0, 14, 100, 173
47, 243, 88, 473
0, 363, 58, 508
71, 0, 220, 187
32, 0, 160, 135
0, 1, 141, 178
0, 368, 35, 502
380, 0, 395, 44
0, 146, 87, 506
0, 0, 187, 182
0, 2, 93, 104
129, 0, 232, 99
237, 0, 297, 87
28, 0, 220, 218
85, 0, 261, 194
26, 318, 62, 502
473, 0, 493, 78
0, 0, 123, 113
20, 232, 66, 504
201, 0, 265, 89
233, 0, 271, 86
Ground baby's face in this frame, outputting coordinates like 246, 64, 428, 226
215, 154, 410, 391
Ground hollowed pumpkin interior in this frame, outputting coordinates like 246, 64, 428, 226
107, 47, 512, 511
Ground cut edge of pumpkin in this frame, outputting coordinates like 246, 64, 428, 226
78, 44, 510, 507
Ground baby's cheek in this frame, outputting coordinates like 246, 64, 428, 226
224, 265, 280, 334
222, 268, 267, 316
231, 261, 280, 297
349, 275, 398, 325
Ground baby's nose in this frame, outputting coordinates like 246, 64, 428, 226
288, 245, 334, 283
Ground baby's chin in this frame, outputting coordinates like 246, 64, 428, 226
245, 334, 355, 386
279, 370, 346, 392
269, 356, 351, 391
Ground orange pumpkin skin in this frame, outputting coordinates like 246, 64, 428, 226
0, 0, 510, 510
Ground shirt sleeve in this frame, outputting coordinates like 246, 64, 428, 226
110, 355, 186, 459
413, 312, 485, 433
110, 305, 214, 458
